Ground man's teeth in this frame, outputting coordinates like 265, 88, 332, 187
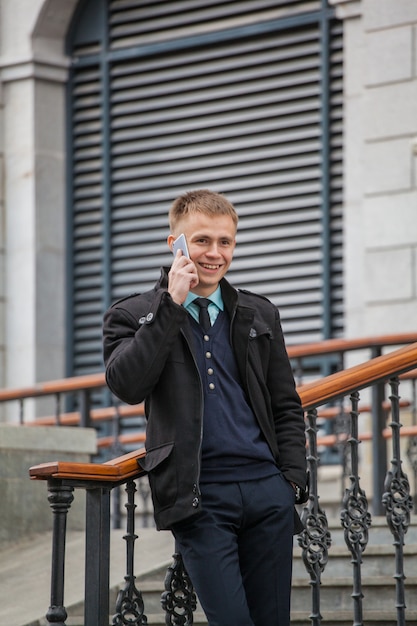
202, 264, 219, 270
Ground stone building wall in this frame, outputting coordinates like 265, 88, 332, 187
0, 0, 75, 419
336, 0, 417, 339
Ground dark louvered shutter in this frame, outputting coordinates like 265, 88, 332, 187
67, 0, 343, 377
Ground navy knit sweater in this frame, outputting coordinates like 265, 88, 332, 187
190, 310, 279, 483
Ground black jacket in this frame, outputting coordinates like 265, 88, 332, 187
103, 269, 307, 531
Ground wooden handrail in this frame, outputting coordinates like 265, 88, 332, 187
317, 424, 417, 448
29, 403, 145, 427
97, 432, 146, 449
0, 372, 106, 402
29, 341, 417, 483
4, 332, 417, 405
298, 342, 417, 410
287, 332, 417, 359
29, 448, 147, 482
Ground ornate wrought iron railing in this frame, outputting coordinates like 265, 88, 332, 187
297, 342, 417, 626
28, 341, 417, 626
5, 332, 417, 428
5, 332, 417, 509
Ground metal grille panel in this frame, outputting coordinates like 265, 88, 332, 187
67, 0, 343, 375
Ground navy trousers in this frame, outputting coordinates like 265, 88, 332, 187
171, 472, 295, 626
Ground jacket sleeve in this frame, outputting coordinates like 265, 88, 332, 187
267, 308, 307, 494
103, 290, 188, 405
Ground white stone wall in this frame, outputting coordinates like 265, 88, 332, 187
0, 66, 5, 390
336, 0, 417, 338
0, 0, 77, 419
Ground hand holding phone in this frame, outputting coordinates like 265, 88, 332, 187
169, 233, 198, 303
172, 233, 190, 258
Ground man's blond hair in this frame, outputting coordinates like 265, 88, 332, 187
169, 189, 238, 233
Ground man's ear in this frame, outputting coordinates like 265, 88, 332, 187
167, 234, 175, 251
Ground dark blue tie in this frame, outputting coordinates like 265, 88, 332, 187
194, 298, 211, 331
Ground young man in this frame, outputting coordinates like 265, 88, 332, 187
103, 189, 307, 626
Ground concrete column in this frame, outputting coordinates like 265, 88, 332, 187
0, 72, 5, 391
0, 0, 78, 421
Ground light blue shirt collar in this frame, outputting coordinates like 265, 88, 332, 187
184, 285, 224, 325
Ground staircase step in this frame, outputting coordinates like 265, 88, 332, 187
291, 575, 417, 612
141, 612, 208, 625
292, 543, 417, 577
290, 610, 417, 626
315, 515, 417, 546
114, 570, 417, 623
132, 572, 417, 614
107, 524, 417, 623
54, 616, 208, 626
62, 607, 417, 626
28, 519, 417, 626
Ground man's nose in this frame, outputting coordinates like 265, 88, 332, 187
207, 243, 220, 255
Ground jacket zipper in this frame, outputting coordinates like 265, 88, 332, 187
181, 329, 203, 505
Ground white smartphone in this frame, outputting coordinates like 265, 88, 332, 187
172, 233, 190, 258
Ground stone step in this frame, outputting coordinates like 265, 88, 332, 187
290, 610, 417, 626
292, 575, 417, 612
132, 524, 417, 585
66, 606, 417, 626
292, 543, 417, 577
135, 541, 417, 582
108, 566, 417, 619
60, 617, 208, 626
36, 519, 417, 626
299, 515, 417, 546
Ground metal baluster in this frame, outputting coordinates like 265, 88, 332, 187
382, 377, 414, 626
405, 374, 417, 507
110, 405, 124, 531
46, 480, 74, 626
84, 486, 111, 626
298, 408, 331, 626
113, 480, 147, 625
137, 476, 152, 528
334, 399, 350, 496
161, 553, 197, 625
340, 391, 372, 626
293, 357, 304, 386
79, 388, 91, 428
406, 436, 417, 508
55, 392, 61, 425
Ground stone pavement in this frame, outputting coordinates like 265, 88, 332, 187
0, 527, 174, 626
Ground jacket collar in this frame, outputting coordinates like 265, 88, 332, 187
158, 267, 170, 290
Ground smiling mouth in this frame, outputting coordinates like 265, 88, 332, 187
200, 263, 221, 270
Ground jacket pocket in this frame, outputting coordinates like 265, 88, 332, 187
141, 442, 177, 510
140, 441, 174, 471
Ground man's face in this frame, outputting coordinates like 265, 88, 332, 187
169, 212, 236, 296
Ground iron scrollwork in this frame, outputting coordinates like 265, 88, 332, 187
382, 378, 414, 626
113, 480, 147, 626
340, 391, 372, 626
406, 434, 417, 506
161, 553, 197, 625
383, 378, 414, 539
298, 408, 332, 626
